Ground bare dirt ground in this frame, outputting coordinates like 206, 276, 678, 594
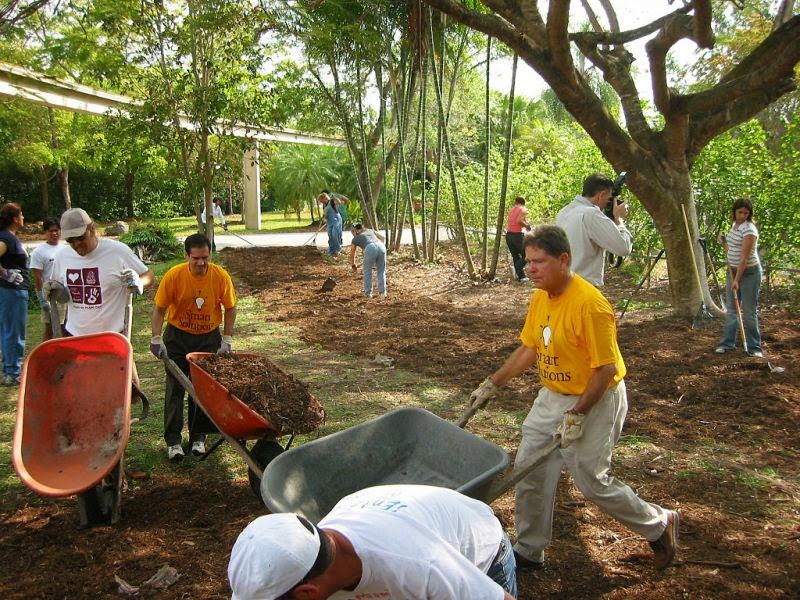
2, 243, 798, 599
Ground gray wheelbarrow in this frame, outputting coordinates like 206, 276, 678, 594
261, 397, 560, 523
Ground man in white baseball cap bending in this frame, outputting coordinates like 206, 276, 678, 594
228, 484, 517, 599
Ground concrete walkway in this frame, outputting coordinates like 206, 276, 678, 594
212, 227, 449, 250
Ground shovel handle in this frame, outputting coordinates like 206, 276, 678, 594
728, 266, 749, 353
48, 293, 63, 339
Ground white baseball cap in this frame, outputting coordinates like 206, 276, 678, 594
228, 514, 321, 600
60, 208, 92, 239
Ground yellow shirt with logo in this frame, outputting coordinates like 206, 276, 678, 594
154, 262, 237, 335
520, 274, 625, 395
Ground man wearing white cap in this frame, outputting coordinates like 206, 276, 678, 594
228, 484, 518, 600
44, 208, 154, 336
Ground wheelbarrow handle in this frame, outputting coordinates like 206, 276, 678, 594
455, 395, 492, 429
130, 381, 151, 422
483, 437, 562, 502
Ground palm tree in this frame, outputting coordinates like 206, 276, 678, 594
269, 145, 340, 221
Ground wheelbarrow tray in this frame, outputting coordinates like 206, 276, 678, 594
187, 352, 282, 440
261, 407, 510, 523
12, 332, 133, 497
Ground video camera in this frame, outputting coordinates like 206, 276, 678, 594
604, 171, 627, 220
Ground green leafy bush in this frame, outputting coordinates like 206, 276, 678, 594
120, 223, 182, 263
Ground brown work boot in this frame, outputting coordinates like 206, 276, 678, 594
650, 510, 680, 570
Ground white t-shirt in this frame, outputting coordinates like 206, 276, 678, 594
201, 203, 226, 226
29, 242, 65, 282
556, 195, 632, 286
725, 221, 760, 268
51, 238, 148, 335
319, 485, 505, 600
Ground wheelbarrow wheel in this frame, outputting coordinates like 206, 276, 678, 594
247, 439, 284, 501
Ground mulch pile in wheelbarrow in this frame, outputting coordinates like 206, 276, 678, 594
194, 354, 325, 434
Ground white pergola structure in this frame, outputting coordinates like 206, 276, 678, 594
0, 61, 343, 229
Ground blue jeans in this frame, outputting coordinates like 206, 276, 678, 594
719, 265, 762, 352
486, 531, 518, 598
362, 242, 387, 296
0, 287, 28, 377
327, 214, 342, 255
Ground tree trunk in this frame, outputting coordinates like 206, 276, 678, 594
489, 53, 518, 280
125, 167, 135, 219
39, 166, 50, 215
58, 165, 71, 210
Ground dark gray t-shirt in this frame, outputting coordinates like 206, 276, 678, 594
352, 230, 382, 249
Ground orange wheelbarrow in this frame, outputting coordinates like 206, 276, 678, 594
11, 332, 149, 526
160, 352, 287, 502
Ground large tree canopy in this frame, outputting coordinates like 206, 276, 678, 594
420, 0, 800, 316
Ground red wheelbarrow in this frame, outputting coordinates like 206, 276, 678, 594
160, 352, 290, 502
11, 332, 148, 526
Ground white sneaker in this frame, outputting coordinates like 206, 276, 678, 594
714, 346, 727, 354
191, 441, 206, 457
167, 444, 184, 462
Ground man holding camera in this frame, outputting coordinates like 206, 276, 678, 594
556, 173, 632, 287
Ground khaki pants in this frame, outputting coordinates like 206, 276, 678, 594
513, 381, 668, 562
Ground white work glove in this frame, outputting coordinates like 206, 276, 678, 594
43, 280, 70, 303
36, 290, 51, 313
1, 268, 23, 285
468, 377, 498, 408
217, 335, 233, 355
121, 268, 143, 296
150, 335, 167, 359
556, 410, 585, 448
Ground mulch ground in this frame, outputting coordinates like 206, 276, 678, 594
1, 243, 797, 599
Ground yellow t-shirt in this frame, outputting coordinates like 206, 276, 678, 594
154, 262, 237, 334
519, 274, 626, 395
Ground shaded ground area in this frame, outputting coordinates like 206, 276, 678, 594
1, 244, 797, 599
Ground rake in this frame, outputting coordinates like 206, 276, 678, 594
681, 205, 716, 329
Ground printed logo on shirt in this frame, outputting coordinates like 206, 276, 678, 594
177, 291, 212, 332
537, 317, 571, 383
66, 268, 103, 306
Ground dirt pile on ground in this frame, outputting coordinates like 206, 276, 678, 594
194, 353, 325, 434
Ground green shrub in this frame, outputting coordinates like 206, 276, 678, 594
120, 223, 182, 263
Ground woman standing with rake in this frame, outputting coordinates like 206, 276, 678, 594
715, 198, 763, 357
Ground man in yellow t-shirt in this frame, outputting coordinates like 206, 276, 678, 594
468, 225, 679, 572
150, 233, 237, 462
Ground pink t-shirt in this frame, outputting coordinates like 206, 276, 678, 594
507, 204, 526, 233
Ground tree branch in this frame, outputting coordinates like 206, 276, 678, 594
569, 4, 691, 46
547, 0, 577, 86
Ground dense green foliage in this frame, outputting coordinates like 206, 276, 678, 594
120, 222, 183, 263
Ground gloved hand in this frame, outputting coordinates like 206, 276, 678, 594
42, 280, 70, 302
36, 290, 51, 313
121, 268, 143, 296
150, 335, 167, 359
556, 410, 585, 448
468, 377, 498, 408
1, 268, 23, 285
217, 335, 233, 355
